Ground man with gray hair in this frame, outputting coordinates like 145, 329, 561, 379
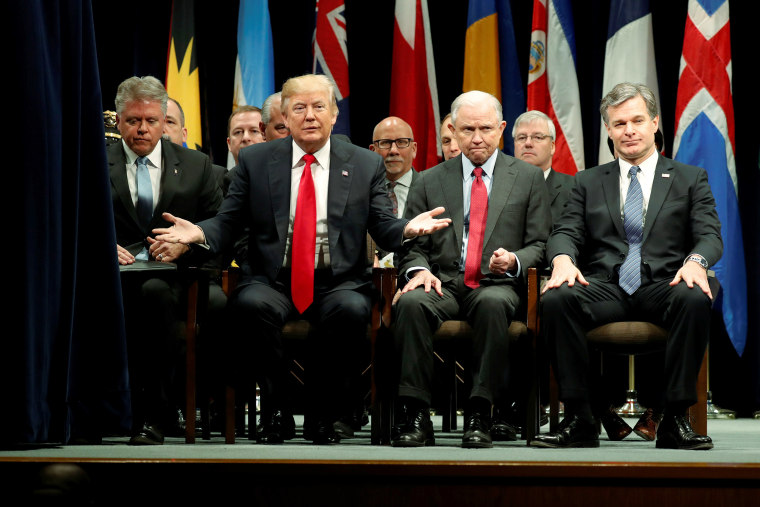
513, 110, 574, 225
533, 82, 722, 450
260, 91, 290, 141
391, 90, 551, 448
108, 75, 222, 445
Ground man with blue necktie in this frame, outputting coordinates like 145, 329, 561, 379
108, 76, 222, 445
533, 82, 722, 450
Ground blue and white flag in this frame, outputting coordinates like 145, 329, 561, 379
598, 0, 661, 164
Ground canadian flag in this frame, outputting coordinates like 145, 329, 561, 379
390, 0, 440, 170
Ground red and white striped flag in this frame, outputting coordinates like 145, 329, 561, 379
389, 0, 440, 170
527, 0, 584, 175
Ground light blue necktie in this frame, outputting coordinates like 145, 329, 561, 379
619, 166, 643, 294
135, 156, 153, 260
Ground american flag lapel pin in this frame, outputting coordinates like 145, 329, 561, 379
342, 170, 349, 177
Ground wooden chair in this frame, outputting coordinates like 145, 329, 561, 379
370, 267, 542, 445
546, 275, 719, 436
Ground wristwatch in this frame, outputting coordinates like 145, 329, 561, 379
686, 254, 708, 270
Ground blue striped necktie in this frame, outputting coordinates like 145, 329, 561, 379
619, 166, 643, 294
135, 156, 153, 261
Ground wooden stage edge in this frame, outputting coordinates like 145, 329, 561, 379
3, 458, 760, 506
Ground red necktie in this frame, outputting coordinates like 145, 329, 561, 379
464, 167, 488, 289
292, 153, 317, 313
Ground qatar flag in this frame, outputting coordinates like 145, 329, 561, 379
390, 0, 440, 170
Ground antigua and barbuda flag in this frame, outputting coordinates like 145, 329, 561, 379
598, 0, 662, 164
313, 0, 350, 137
166, 0, 202, 150
674, 0, 747, 356
527, 0, 584, 175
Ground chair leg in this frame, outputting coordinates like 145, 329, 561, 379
224, 385, 236, 444
689, 350, 709, 435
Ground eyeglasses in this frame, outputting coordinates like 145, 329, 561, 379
514, 133, 552, 144
373, 138, 413, 150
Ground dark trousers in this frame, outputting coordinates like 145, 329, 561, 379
393, 274, 520, 406
541, 278, 712, 408
229, 269, 371, 420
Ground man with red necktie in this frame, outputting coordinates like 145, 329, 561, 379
392, 90, 551, 449
153, 74, 450, 445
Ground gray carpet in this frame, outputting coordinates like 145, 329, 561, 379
2, 417, 758, 464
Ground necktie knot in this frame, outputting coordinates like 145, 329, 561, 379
137, 156, 149, 167
629, 165, 640, 178
473, 167, 483, 179
387, 181, 397, 190
303, 153, 316, 166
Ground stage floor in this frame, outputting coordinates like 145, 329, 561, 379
2, 416, 759, 464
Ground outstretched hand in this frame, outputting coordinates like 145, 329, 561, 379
152, 212, 205, 245
403, 206, 451, 239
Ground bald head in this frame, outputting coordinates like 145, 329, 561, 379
369, 116, 417, 181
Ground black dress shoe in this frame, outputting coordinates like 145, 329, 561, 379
391, 407, 435, 447
463, 412, 493, 448
333, 419, 355, 439
530, 414, 599, 448
599, 406, 632, 441
491, 419, 518, 441
128, 424, 165, 446
256, 409, 296, 444
633, 407, 663, 441
655, 414, 713, 450
311, 418, 340, 445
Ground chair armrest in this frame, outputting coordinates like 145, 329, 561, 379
372, 267, 397, 330
222, 266, 241, 297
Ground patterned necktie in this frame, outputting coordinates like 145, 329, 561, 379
619, 166, 644, 294
135, 156, 153, 261
464, 167, 488, 289
292, 154, 317, 313
387, 181, 399, 217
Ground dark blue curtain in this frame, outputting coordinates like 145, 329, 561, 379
4, 0, 130, 445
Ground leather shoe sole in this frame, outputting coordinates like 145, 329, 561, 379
391, 434, 434, 447
462, 431, 493, 449
128, 425, 164, 446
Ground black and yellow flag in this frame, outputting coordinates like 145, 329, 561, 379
166, 0, 201, 149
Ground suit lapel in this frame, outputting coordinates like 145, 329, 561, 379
602, 160, 626, 239
268, 139, 293, 244
327, 139, 353, 252
546, 169, 560, 204
483, 152, 516, 247
643, 156, 674, 241
151, 139, 180, 227
109, 143, 142, 228
441, 158, 465, 250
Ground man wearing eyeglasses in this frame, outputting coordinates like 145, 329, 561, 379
369, 116, 421, 267
391, 90, 551, 448
513, 110, 574, 226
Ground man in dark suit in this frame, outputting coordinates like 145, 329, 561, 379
532, 82, 722, 450
153, 74, 450, 444
513, 110, 574, 226
392, 90, 552, 448
369, 116, 421, 267
109, 76, 222, 445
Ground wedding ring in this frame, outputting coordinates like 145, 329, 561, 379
158, 254, 163, 260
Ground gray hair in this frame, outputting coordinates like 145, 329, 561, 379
600, 82, 658, 125
450, 90, 502, 126
114, 76, 168, 115
261, 92, 282, 125
511, 110, 556, 139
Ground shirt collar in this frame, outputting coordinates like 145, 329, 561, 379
389, 168, 414, 188
461, 149, 498, 180
122, 138, 162, 168
292, 138, 331, 169
618, 150, 658, 177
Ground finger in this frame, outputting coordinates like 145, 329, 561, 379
161, 212, 178, 224
428, 206, 446, 218
434, 278, 443, 296
669, 270, 683, 287
424, 276, 432, 293
578, 272, 590, 286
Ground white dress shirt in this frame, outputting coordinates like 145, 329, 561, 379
618, 150, 658, 222
122, 139, 162, 213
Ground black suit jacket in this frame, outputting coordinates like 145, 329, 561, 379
108, 139, 223, 261
398, 151, 551, 287
199, 135, 407, 289
547, 156, 722, 284
545, 168, 574, 225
